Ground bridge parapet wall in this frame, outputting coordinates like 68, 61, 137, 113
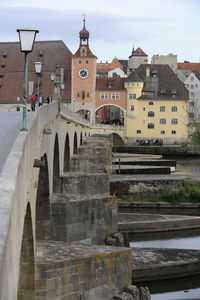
0, 103, 92, 300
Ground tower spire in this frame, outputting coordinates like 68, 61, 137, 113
79, 13, 89, 45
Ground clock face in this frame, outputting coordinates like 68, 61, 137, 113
78, 68, 89, 79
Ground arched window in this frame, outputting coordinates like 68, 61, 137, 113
160, 106, 165, 112
160, 118, 166, 124
171, 118, 178, 124
172, 106, 177, 112
148, 123, 154, 129
148, 111, 154, 117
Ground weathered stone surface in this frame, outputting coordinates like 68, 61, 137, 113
124, 285, 140, 300
139, 287, 151, 300
113, 292, 134, 300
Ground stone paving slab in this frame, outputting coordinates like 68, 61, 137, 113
132, 247, 200, 282
119, 213, 200, 233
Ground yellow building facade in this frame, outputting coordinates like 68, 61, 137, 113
125, 65, 189, 144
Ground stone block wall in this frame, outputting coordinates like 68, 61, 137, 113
51, 194, 118, 243
35, 135, 132, 300
36, 242, 132, 300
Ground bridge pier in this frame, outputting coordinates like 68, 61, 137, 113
34, 135, 132, 299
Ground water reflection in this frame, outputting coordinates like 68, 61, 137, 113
175, 158, 200, 177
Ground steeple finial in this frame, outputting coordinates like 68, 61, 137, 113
79, 13, 89, 45
82, 13, 86, 27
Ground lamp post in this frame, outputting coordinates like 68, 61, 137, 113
34, 61, 42, 107
50, 72, 55, 101
17, 28, 39, 131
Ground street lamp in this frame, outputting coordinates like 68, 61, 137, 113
50, 72, 55, 101
34, 61, 42, 107
17, 28, 39, 131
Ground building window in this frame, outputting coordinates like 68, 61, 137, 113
160, 118, 166, 124
191, 77, 194, 81
160, 106, 165, 112
79, 60, 81, 64
137, 130, 141, 134
148, 123, 154, 129
171, 118, 178, 124
149, 101, 153, 105
171, 130, 176, 134
195, 84, 198, 88
143, 107, 145, 111
161, 130, 165, 135
129, 93, 136, 99
148, 111, 154, 117
111, 93, 119, 100
86, 60, 89, 64
81, 48, 87, 57
131, 105, 134, 111
191, 85, 194, 89
100, 93, 108, 99
143, 120, 145, 124
172, 106, 177, 112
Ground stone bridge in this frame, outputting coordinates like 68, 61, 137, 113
0, 103, 131, 300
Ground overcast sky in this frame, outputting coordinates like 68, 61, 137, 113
1, 0, 200, 63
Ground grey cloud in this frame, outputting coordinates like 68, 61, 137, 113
0, 6, 162, 45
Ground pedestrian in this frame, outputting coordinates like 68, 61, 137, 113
47, 96, 52, 104
39, 94, 44, 106
31, 93, 37, 111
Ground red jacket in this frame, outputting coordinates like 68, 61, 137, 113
31, 95, 37, 103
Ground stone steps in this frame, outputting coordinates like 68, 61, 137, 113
112, 165, 171, 175
112, 158, 176, 167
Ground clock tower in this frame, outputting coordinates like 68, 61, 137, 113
72, 15, 97, 123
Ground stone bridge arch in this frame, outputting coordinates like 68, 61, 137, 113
95, 103, 125, 125
0, 103, 92, 299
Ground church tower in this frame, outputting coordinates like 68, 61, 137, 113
71, 15, 97, 123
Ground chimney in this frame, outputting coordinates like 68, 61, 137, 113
146, 66, 150, 77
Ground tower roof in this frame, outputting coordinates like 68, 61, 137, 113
129, 47, 148, 58
79, 14, 89, 40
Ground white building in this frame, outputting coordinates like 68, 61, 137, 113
185, 71, 200, 123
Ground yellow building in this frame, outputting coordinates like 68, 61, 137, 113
124, 64, 189, 144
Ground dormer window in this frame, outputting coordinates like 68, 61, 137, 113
171, 89, 177, 98
160, 89, 166, 98
152, 70, 158, 78
39, 50, 43, 57
107, 82, 112, 88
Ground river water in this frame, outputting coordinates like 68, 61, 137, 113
128, 158, 200, 299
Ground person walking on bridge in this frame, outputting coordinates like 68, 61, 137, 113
31, 93, 37, 111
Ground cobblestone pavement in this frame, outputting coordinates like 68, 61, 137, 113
0, 111, 33, 174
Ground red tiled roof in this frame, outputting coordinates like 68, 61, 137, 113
177, 62, 200, 72
132, 47, 147, 57
96, 77, 125, 90
97, 57, 123, 74
73, 45, 97, 58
